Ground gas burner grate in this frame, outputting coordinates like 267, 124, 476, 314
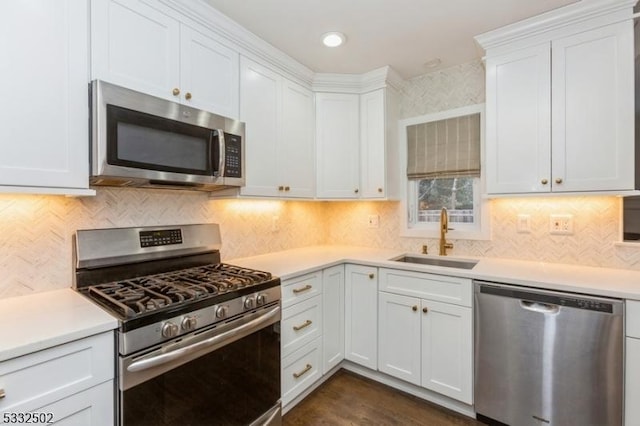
86, 263, 272, 318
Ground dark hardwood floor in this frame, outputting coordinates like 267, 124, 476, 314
283, 369, 484, 426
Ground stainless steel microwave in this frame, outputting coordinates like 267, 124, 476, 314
90, 80, 245, 192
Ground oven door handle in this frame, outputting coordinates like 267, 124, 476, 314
127, 306, 280, 373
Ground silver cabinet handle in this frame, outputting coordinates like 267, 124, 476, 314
292, 284, 312, 294
293, 319, 312, 331
293, 363, 312, 379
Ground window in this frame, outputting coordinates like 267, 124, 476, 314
400, 104, 489, 240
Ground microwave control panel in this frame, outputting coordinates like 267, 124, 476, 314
224, 133, 242, 178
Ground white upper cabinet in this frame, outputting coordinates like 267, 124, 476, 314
478, 0, 636, 195
360, 90, 388, 198
179, 26, 240, 118
316, 84, 399, 200
0, 0, 92, 195
551, 23, 634, 192
239, 57, 315, 198
239, 58, 280, 197
92, 0, 239, 118
280, 80, 315, 198
315, 93, 360, 198
485, 45, 551, 194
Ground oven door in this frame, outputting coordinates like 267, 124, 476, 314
119, 305, 281, 426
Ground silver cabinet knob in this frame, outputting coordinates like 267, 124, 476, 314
541, 179, 548, 185
555, 178, 563, 184
172, 88, 180, 96
161, 322, 179, 338
185, 92, 192, 100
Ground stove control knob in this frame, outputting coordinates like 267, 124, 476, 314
181, 316, 197, 332
161, 322, 179, 338
244, 296, 256, 310
256, 293, 267, 306
215, 305, 228, 319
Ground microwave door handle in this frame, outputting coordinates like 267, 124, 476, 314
216, 129, 226, 177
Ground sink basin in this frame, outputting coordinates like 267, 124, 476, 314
392, 255, 478, 270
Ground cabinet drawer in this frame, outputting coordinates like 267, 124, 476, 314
627, 300, 640, 338
379, 268, 472, 307
0, 332, 113, 413
282, 272, 322, 307
282, 295, 322, 357
282, 337, 322, 406
36, 381, 114, 426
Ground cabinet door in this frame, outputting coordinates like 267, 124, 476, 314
378, 292, 421, 385
344, 265, 377, 369
421, 300, 472, 404
485, 44, 551, 194
91, 0, 180, 102
180, 25, 239, 118
0, 0, 90, 191
239, 57, 280, 197
316, 93, 360, 198
626, 337, 640, 426
551, 22, 634, 192
280, 80, 315, 198
360, 90, 386, 198
322, 265, 345, 374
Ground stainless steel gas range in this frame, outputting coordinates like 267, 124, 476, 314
73, 223, 281, 426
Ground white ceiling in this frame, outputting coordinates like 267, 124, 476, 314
203, 0, 578, 79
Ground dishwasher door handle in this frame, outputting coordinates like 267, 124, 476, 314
520, 300, 559, 314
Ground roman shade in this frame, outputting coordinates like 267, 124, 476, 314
406, 113, 481, 179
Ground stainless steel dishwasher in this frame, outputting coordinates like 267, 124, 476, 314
474, 280, 624, 426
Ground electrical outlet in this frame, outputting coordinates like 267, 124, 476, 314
549, 214, 573, 235
517, 214, 531, 233
367, 215, 380, 228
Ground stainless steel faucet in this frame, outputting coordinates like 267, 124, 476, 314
439, 207, 454, 256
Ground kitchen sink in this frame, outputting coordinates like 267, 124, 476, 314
391, 255, 478, 270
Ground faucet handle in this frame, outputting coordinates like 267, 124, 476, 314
421, 245, 428, 254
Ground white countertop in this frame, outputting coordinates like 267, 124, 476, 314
0, 289, 118, 362
230, 245, 640, 300
5, 245, 640, 363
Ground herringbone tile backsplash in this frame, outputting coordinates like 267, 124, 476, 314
0, 190, 327, 298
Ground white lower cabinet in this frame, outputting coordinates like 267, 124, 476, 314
322, 265, 345, 374
421, 299, 472, 403
626, 301, 640, 426
345, 264, 378, 369
378, 269, 473, 404
0, 332, 114, 425
378, 292, 421, 385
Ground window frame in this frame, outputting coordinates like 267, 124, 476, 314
398, 104, 491, 240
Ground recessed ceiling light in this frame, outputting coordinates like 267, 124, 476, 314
322, 32, 346, 47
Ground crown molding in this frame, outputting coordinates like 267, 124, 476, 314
313, 66, 404, 94
475, 0, 637, 53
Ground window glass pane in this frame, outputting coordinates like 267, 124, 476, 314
416, 177, 475, 224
